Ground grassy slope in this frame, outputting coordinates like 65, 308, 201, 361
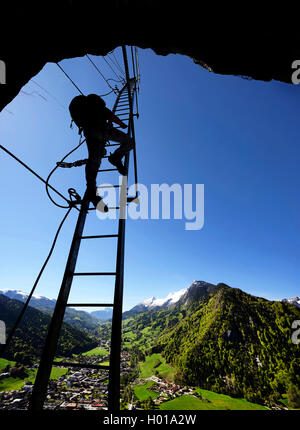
159, 393, 267, 410
194, 388, 267, 410
0, 368, 37, 391
49, 367, 68, 380
133, 381, 160, 401
82, 347, 109, 357
139, 353, 175, 381
0, 358, 15, 369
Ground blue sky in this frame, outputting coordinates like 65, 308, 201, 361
0, 47, 299, 311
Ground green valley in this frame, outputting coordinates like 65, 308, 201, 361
1, 281, 299, 410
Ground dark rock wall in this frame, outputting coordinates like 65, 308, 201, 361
1, 1, 299, 111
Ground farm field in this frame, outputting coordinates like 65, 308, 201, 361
0, 360, 67, 392
82, 347, 109, 357
139, 353, 175, 381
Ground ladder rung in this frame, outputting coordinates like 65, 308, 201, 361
53, 362, 109, 370
73, 272, 117, 276
115, 108, 130, 112
89, 206, 121, 210
81, 234, 118, 239
106, 143, 121, 147
66, 303, 114, 307
98, 168, 118, 172
89, 206, 120, 210
127, 196, 139, 203
97, 185, 121, 188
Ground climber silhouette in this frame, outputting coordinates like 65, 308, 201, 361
69, 94, 133, 211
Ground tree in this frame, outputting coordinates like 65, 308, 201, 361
142, 396, 155, 410
287, 383, 300, 408
174, 369, 185, 385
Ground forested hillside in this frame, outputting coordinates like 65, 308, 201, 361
0, 294, 97, 364
123, 283, 300, 404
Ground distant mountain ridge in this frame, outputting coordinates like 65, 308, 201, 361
90, 309, 113, 321
124, 282, 300, 317
0, 290, 56, 309
0, 294, 97, 363
0, 290, 103, 331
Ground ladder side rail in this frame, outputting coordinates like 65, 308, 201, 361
122, 46, 138, 198
107, 155, 128, 410
107, 47, 137, 410
29, 198, 90, 411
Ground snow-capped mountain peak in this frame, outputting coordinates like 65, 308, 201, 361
141, 296, 157, 307
282, 297, 300, 308
1, 289, 28, 298
0, 289, 56, 304
140, 288, 188, 309
122, 280, 217, 319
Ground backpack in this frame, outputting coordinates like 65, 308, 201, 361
69, 94, 107, 132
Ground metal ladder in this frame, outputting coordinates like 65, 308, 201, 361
29, 59, 138, 411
